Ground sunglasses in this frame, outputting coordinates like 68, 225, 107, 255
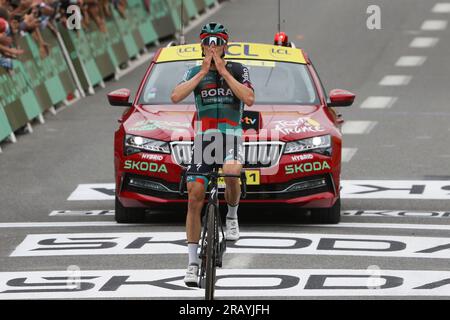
201, 36, 227, 46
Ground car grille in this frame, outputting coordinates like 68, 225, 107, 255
170, 141, 284, 168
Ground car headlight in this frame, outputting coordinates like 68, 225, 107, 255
284, 135, 332, 155
125, 135, 170, 155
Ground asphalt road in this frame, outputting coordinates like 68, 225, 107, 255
0, 0, 449, 300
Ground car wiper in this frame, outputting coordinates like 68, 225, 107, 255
264, 68, 274, 87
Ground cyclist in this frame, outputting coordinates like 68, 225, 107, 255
171, 22, 255, 287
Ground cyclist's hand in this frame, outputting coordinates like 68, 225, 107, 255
200, 48, 213, 75
211, 47, 227, 76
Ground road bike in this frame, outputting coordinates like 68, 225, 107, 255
179, 168, 247, 300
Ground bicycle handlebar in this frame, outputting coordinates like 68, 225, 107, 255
178, 169, 247, 199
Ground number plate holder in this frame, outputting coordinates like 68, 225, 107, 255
218, 170, 260, 189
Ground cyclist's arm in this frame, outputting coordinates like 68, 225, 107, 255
222, 63, 255, 107
171, 69, 206, 103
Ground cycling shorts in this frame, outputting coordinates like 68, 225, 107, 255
186, 133, 244, 186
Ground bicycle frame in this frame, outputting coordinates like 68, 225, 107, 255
179, 168, 247, 300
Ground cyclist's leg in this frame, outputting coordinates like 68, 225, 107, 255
186, 134, 214, 248
184, 135, 212, 286
184, 165, 210, 286
222, 134, 244, 240
223, 160, 243, 205
186, 164, 210, 259
223, 134, 244, 205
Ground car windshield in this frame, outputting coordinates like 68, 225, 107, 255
139, 60, 319, 105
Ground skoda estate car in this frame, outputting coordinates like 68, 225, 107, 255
108, 42, 355, 224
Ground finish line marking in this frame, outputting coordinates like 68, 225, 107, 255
50, 210, 114, 216
0, 269, 449, 299
343, 210, 450, 218
68, 180, 450, 200
11, 231, 450, 259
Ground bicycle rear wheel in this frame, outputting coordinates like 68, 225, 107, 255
205, 203, 217, 300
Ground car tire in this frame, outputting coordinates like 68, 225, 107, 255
311, 198, 341, 224
115, 197, 146, 223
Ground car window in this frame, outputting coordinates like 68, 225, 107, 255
139, 60, 319, 105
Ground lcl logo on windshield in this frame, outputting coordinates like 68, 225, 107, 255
226, 44, 259, 57
270, 48, 291, 58
177, 46, 200, 57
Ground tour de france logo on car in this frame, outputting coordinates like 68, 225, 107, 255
274, 117, 325, 135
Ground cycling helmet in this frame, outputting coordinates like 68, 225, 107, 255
274, 32, 289, 46
200, 22, 229, 42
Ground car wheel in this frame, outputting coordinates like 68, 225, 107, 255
311, 198, 341, 224
115, 197, 146, 223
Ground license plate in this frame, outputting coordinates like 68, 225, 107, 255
218, 170, 260, 188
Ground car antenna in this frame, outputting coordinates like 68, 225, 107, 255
180, 0, 186, 45
266, 0, 282, 87
278, 0, 281, 34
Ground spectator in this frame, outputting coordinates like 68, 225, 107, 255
0, 16, 24, 74
0, 0, 129, 72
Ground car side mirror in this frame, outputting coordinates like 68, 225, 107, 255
328, 89, 355, 107
108, 88, 133, 107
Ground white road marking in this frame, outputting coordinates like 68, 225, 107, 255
379, 75, 412, 86
396, 56, 427, 67
342, 148, 357, 162
49, 210, 114, 216
11, 232, 450, 259
421, 20, 448, 30
0, 222, 131, 228
1, 269, 450, 298
341, 121, 377, 134
315, 223, 450, 231
343, 210, 450, 218
223, 254, 254, 269
409, 37, 439, 48
341, 180, 450, 199
432, 3, 450, 13
68, 184, 115, 201
360, 96, 398, 109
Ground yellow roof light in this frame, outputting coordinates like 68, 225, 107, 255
156, 42, 307, 64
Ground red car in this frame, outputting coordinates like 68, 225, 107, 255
108, 42, 355, 224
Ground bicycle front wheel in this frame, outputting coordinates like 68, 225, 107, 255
205, 203, 217, 300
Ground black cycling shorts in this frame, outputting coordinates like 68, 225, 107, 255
186, 133, 244, 186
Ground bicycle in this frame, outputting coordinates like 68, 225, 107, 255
179, 168, 247, 300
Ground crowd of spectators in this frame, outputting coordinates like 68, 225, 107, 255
0, 0, 128, 74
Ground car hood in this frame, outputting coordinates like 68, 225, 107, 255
124, 104, 336, 141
